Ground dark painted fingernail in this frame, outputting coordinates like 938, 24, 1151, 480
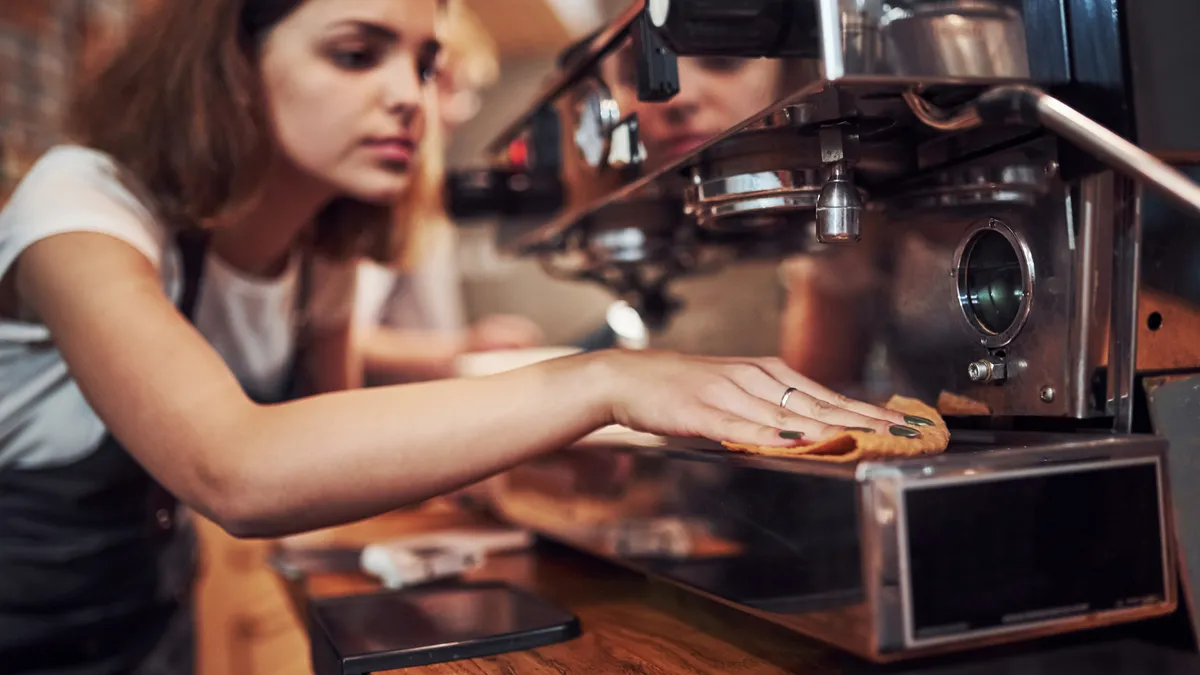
845, 427, 876, 434
779, 431, 805, 439
890, 425, 922, 438
905, 415, 935, 427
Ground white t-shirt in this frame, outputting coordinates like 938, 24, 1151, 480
354, 223, 465, 334
0, 146, 355, 470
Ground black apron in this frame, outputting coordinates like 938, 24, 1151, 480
0, 233, 310, 674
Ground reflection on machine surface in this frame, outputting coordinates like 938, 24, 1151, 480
484, 431, 1174, 661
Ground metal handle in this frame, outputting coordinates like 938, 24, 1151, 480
974, 86, 1200, 220
1034, 96, 1200, 218
906, 85, 1200, 219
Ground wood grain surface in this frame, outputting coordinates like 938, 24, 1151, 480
278, 506, 845, 675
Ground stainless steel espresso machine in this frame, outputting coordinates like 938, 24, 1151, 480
460, 0, 1200, 663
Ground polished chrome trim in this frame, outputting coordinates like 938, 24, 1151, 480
953, 218, 1036, 348
697, 170, 821, 202
817, 0, 848, 79
1109, 181, 1142, 432
1067, 174, 1110, 418
700, 195, 821, 227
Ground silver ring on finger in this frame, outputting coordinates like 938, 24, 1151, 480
779, 387, 799, 408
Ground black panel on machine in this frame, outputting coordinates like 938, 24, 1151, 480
905, 462, 1166, 640
651, 0, 821, 58
1123, 0, 1200, 154
1140, 165, 1200, 305
1055, 0, 1131, 178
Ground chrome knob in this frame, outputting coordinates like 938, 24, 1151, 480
967, 360, 993, 382
816, 161, 862, 243
967, 356, 1008, 383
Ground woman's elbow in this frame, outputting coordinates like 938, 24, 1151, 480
202, 493, 290, 540
211, 509, 280, 540
180, 442, 282, 539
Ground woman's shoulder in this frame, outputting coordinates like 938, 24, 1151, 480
0, 145, 172, 269
19, 145, 119, 184
16, 145, 155, 215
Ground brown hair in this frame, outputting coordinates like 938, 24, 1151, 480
67, 0, 441, 264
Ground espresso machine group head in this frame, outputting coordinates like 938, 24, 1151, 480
471, 0, 1200, 663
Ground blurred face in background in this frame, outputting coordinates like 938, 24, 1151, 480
436, 58, 485, 132
432, 1, 497, 134
603, 47, 783, 169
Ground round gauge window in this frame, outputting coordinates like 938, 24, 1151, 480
954, 219, 1035, 347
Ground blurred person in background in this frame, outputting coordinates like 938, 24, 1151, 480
354, 1, 543, 385
0, 1, 921, 673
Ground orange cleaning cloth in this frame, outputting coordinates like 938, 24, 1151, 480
721, 395, 950, 463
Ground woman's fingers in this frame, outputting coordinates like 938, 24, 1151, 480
720, 363, 903, 434
689, 404, 806, 448
625, 352, 932, 446
754, 358, 926, 428
701, 378, 865, 441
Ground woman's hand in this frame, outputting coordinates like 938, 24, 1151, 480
590, 351, 920, 448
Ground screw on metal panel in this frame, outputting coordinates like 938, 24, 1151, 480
1040, 386, 1056, 403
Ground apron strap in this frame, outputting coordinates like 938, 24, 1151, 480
175, 231, 209, 321
174, 230, 313, 399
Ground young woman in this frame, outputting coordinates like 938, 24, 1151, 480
0, 0, 922, 672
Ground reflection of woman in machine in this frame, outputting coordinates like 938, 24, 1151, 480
601, 47, 794, 172
601, 45, 867, 392
0, 1, 917, 673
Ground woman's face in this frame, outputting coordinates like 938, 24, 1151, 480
604, 50, 783, 168
258, 0, 443, 203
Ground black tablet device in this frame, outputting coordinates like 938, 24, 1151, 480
309, 581, 581, 674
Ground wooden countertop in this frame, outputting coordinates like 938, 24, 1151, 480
273, 504, 844, 675
265, 504, 1200, 675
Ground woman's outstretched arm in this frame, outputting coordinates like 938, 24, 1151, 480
18, 232, 911, 538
